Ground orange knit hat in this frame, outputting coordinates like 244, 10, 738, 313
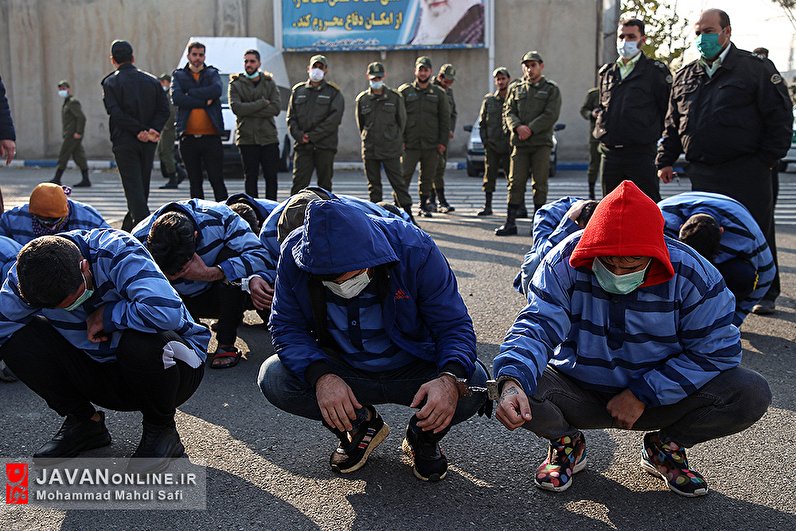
28, 183, 68, 218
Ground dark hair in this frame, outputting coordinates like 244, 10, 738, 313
679, 214, 721, 260
753, 47, 769, 57
619, 17, 646, 36
576, 200, 599, 228
244, 49, 260, 61
187, 42, 206, 54
147, 212, 196, 276
230, 202, 259, 233
16, 236, 83, 308
112, 50, 133, 64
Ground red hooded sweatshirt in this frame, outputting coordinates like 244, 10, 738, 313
569, 180, 674, 287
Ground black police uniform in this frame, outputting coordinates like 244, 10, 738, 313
656, 43, 792, 304
595, 53, 671, 201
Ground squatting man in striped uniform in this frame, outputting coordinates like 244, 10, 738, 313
493, 181, 771, 497
0, 229, 210, 473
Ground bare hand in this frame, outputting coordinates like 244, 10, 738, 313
496, 380, 532, 430
73, 133, 82, 140
410, 376, 459, 433
249, 276, 274, 310
516, 125, 532, 141
448, 131, 454, 140
86, 307, 109, 343
167, 253, 223, 282
436, 143, 446, 155
0, 139, 16, 165
136, 130, 149, 142
565, 199, 590, 226
206, 99, 213, 106
606, 388, 645, 429
658, 166, 674, 184
146, 128, 160, 143
591, 108, 600, 118
316, 373, 362, 432
301, 133, 310, 144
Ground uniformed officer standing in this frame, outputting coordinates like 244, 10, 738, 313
157, 73, 182, 190
287, 55, 344, 195
496, 51, 561, 236
229, 49, 282, 200
52, 81, 90, 188
657, 8, 792, 315
430, 64, 457, 213
355, 62, 412, 221
476, 67, 512, 216
399, 56, 450, 218
579, 87, 599, 200
595, 18, 671, 202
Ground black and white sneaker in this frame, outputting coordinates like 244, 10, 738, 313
401, 421, 448, 482
329, 406, 390, 474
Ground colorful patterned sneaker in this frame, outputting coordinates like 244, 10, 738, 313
329, 407, 390, 474
534, 431, 587, 492
640, 432, 708, 497
401, 424, 448, 482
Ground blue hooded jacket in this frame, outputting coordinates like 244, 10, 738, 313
270, 200, 476, 384
659, 192, 775, 326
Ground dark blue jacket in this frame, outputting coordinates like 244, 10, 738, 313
0, 75, 14, 141
225, 193, 279, 226
270, 200, 476, 384
101, 63, 170, 146
171, 64, 224, 135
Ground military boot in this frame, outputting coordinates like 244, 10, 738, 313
436, 188, 455, 213
72, 169, 91, 188
418, 195, 434, 218
50, 168, 64, 185
515, 201, 529, 219
495, 204, 519, 236
477, 192, 493, 216
159, 173, 179, 189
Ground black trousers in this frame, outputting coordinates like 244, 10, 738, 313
179, 135, 227, 201
690, 156, 779, 301
765, 167, 781, 301
181, 281, 245, 347
0, 317, 204, 426
599, 143, 660, 202
113, 142, 157, 232
239, 143, 280, 201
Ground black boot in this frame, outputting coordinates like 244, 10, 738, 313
436, 188, 455, 213
418, 195, 434, 218
402, 204, 419, 226
127, 421, 185, 474
159, 173, 179, 189
176, 164, 187, 184
477, 192, 493, 216
495, 204, 519, 236
50, 168, 64, 185
588, 183, 596, 200
33, 411, 111, 462
72, 169, 91, 188
516, 201, 529, 219
428, 190, 438, 212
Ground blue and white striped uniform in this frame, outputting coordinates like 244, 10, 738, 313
514, 197, 584, 297
0, 236, 21, 279
133, 199, 275, 297
0, 229, 211, 363
0, 199, 110, 245
259, 191, 411, 264
225, 193, 279, 225
658, 192, 774, 326
495, 233, 741, 407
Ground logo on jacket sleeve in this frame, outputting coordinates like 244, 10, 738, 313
5, 463, 28, 504
394, 289, 410, 301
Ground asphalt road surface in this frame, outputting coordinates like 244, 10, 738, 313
0, 166, 794, 530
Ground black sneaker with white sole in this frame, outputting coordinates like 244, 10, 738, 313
401, 417, 449, 482
329, 406, 390, 474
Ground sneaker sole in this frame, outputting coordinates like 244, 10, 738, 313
639, 456, 709, 497
33, 432, 112, 464
533, 457, 587, 493
333, 422, 390, 474
401, 438, 447, 482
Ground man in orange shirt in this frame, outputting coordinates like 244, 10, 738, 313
171, 42, 228, 201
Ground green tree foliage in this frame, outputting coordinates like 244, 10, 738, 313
620, 0, 691, 69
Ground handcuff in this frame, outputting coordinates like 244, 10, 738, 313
439, 372, 500, 400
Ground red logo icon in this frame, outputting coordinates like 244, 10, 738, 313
6, 463, 28, 504
394, 289, 410, 301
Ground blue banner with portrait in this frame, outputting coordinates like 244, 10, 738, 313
281, 0, 486, 51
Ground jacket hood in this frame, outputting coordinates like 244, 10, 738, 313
293, 200, 398, 275
570, 180, 673, 287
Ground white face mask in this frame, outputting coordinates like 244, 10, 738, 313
309, 68, 325, 82
322, 270, 371, 299
58, 90, 68, 98
369, 80, 384, 90
617, 40, 641, 60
